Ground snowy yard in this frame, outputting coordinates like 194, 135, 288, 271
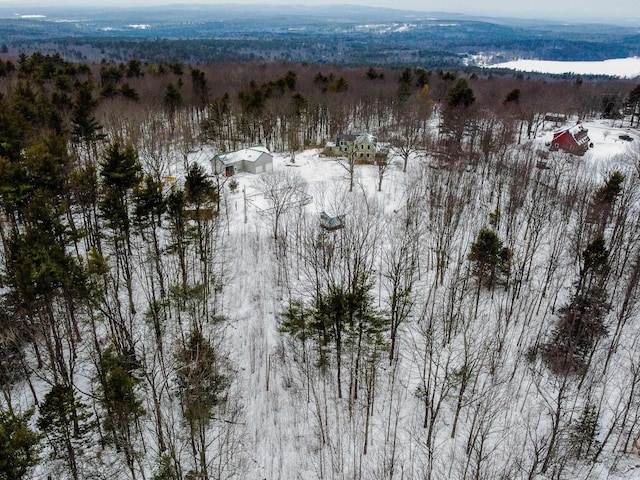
187, 118, 640, 479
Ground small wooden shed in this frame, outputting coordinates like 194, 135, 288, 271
320, 211, 345, 231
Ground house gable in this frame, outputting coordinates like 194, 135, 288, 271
549, 124, 590, 156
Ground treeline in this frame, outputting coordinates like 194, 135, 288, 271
3, 10, 640, 66
1, 51, 637, 156
8, 35, 640, 70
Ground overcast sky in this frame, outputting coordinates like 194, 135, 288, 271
0, 0, 636, 23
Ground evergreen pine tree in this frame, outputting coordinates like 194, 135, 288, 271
468, 228, 512, 289
37, 384, 91, 480
0, 408, 40, 480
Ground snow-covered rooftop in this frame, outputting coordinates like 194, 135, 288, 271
355, 133, 375, 143
569, 123, 590, 145
217, 146, 271, 165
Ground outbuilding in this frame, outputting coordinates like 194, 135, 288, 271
213, 146, 274, 176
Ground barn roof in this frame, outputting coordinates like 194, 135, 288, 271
216, 146, 271, 165
553, 123, 590, 145
568, 124, 590, 145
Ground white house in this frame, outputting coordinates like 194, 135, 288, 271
213, 146, 274, 176
333, 133, 376, 159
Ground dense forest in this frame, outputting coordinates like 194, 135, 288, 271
2, 5, 640, 66
1, 51, 640, 479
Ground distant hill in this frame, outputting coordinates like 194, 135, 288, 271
1, 4, 639, 67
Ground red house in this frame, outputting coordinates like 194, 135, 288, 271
549, 123, 591, 156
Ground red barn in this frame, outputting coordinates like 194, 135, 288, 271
549, 123, 591, 156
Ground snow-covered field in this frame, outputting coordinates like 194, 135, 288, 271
488, 57, 640, 78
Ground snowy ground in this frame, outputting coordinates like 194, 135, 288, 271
487, 57, 640, 79
204, 118, 640, 479
230, 118, 637, 214
23, 114, 639, 479
540, 119, 638, 161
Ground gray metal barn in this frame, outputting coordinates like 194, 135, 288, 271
213, 147, 274, 176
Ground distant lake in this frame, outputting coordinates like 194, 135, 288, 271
488, 57, 640, 78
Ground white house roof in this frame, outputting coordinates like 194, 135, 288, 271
356, 133, 375, 143
336, 133, 375, 144
217, 146, 271, 165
